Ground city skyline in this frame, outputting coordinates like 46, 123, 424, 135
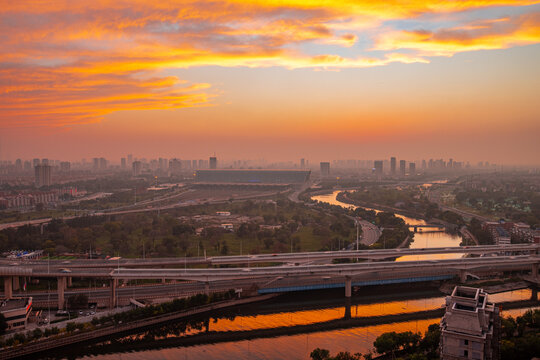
1, 1, 539, 164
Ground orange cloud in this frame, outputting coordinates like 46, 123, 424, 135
0, 66, 211, 128
1, 0, 539, 128
375, 12, 540, 56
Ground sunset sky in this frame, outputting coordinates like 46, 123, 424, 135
1, 1, 539, 164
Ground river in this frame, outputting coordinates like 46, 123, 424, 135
56, 288, 535, 360
312, 190, 464, 261
50, 191, 536, 359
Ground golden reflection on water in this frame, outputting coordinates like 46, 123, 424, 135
209, 297, 444, 332
84, 319, 441, 360
83, 288, 534, 360
208, 289, 532, 332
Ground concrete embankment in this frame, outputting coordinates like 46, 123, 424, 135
0, 294, 278, 360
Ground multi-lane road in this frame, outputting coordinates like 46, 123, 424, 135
3, 244, 538, 271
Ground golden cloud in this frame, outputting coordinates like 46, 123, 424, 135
375, 12, 540, 56
1, 0, 539, 127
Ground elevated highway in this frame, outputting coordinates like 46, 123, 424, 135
1, 251, 538, 310
2, 244, 538, 269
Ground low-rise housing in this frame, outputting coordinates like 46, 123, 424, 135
0, 297, 33, 332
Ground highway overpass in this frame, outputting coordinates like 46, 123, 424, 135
1, 249, 538, 310
2, 244, 538, 269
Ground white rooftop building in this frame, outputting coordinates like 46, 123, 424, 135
440, 286, 500, 360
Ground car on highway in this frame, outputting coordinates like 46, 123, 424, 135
60, 268, 72, 273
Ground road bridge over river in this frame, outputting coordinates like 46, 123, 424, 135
1, 244, 538, 310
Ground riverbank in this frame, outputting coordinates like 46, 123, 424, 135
0, 294, 277, 360
336, 191, 423, 220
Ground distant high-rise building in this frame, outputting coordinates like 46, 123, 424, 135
60, 161, 71, 172
320, 162, 330, 177
209, 156, 217, 169
374, 160, 383, 175
32, 158, 40, 168
390, 157, 396, 174
132, 161, 142, 176
399, 160, 406, 176
121, 158, 126, 169
300, 158, 305, 169
92, 158, 99, 170
409, 162, 416, 175
440, 286, 500, 360
198, 159, 205, 169
99, 157, 107, 170
41, 158, 49, 165
422, 159, 427, 169
159, 158, 168, 171
192, 159, 197, 169
127, 154, 133, 167
35, 164, 52, 187
182, 160, 192, 169
23, 161, 31, 171
169, 158, 182, 175
149, 159, 158, 171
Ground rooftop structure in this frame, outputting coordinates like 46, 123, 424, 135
0, 297, 33, 331
195, 169, 310, 184
440, 286, 500, 360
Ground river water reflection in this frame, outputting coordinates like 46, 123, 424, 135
73, 288, 535, 360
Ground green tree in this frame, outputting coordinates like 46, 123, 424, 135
374, 331, 400, 356
310, 348, 330, 360
65, 322, 76, 333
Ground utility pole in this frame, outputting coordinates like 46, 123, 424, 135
356, 218, 359, 251
47, 254, 50, 324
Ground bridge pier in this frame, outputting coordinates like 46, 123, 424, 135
110, 279, 117, 309
204, 282, 210, 295
12, 276, 19, 291
345, 276, 352, 298
531, 289, 538, 302
57, 277, 66, 309
67, 277, 72, 287
344, 298, 351, 319
532, 263, 539, 280
459, 270, 467, 283
3, 277, 13, 299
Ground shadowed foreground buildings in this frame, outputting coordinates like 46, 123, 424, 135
440, 286, 500, 360
0, 297, 33, 332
